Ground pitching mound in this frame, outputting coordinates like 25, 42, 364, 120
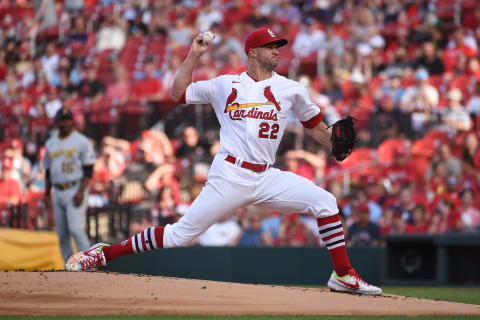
1, 271, 479, 316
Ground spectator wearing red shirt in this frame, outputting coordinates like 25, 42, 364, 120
381, 146, 417, 196
145, 163, 181, 205
0, 158, 22, 206
285, 149, 330, 182
405, 204, 429, 234
15, 86, 34, 116
276, 213, 315, 246
283, 150, 315, 181
131, 60, 164, 102
443, 28, 477, 72
106, 63, 130, 106
192, 53, 216, 81
429, 199, 460, 234
426, 161, 448, 198
150, 185, 177, 226
0, 49, 7, 81
27, 71, 50, 101
218, 52, 246, 76
381, 208, 407, 236
222, 0, 253, 25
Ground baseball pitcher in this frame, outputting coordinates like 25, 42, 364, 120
44, 107, 95, 263
66, 28, 380, 295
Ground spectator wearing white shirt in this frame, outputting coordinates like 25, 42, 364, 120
466, 82, 480, 115
44, 87, 63, 119
459, 189, 480, 232
41, 42, 59, 86
96, 15, 127, 52
196, 2, 223, 32
401, 69, 439, 112
320, 25, 344, 57
401, 69, 439, 137
169, 15, 194, 47
34, 0, 57, 30
198, 213, 242, 246
292, 21, 325, 59
441, 88, 471, 133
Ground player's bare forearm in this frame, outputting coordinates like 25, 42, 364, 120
170, 32, 211, 101
306, 122, 332, 154
170, 55, 198, 101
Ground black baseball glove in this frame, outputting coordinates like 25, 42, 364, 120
329, 116, 358, 161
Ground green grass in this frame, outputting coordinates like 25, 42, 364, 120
383, 286, 480, 305
296, 286, 480, 306
1, 316, 480, 320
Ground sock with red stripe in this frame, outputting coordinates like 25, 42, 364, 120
317, 215, 351, 277
102, 226, 165, 262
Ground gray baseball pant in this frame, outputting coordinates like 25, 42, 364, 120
52, 184, 90, 263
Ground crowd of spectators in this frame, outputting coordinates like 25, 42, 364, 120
1, 0, 480, 246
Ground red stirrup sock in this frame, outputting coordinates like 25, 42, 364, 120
317, 215, 351, 277
103, 226, 165, 262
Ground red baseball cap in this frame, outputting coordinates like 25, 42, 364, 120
357, 203, 370, 213
244, 28, 288, 55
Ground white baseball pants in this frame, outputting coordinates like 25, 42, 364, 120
163, 153, 338, 248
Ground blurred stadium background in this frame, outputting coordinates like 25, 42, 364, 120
0, 0, 479, 286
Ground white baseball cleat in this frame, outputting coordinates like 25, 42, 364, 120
65, 243, 109, 271
327, 268, 382, 295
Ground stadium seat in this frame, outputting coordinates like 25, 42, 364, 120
377, 138, 409, 164
340, 147, 376, 169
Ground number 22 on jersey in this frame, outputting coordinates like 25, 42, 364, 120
258, 122, 279, 139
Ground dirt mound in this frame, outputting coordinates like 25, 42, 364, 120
0, 271, 479, 316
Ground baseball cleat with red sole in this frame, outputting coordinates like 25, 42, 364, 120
327, 268, 382, 295
65, 243, 109, 271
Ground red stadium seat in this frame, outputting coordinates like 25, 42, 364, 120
411, 156, 430, 180
411, 131, 449, 159
377, 138, 409, 165
340, 147, 376, 169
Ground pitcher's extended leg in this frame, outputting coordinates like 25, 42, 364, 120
66, 164, 253, 271
254, 168, 381, 295
254, 168, 351, 274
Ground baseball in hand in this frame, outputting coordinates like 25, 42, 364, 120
201, 31, 215, 44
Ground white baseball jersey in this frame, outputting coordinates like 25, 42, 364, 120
163, 71, 336, 249
44, 130, 96, 184
185, 71, 322, 165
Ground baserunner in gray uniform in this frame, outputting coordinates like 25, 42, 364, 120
44, 107, 96, 263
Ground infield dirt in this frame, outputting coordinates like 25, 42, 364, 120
0, 271, 479, 316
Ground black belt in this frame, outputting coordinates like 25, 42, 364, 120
54, 181, 78, 190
